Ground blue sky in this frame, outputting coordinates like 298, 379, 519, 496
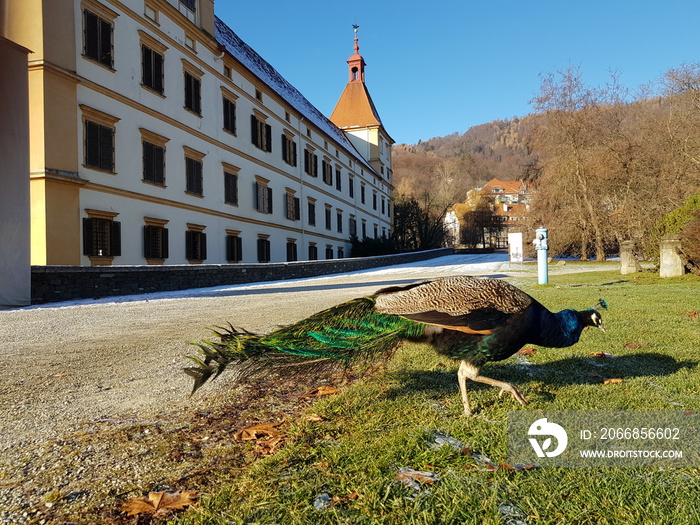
216, 1, 700, 145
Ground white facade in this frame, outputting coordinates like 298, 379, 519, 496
18, 0, 393, 266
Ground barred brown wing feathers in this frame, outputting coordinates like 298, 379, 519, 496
374, 275, 532, 318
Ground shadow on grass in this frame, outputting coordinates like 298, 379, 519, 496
385, 352, 696, 398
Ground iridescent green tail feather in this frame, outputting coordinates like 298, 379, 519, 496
185, 296, 425, 393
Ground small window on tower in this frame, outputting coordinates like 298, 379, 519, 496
352, 67, 358, 80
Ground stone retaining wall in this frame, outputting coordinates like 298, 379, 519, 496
31, 248, 454, 304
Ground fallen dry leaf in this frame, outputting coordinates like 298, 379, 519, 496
306, 414, 324, 422
603, 378, 624, 385
396, 467, 439, 486
623, 342, 646, 349
253, 435, 286, 456
121, 491, 197, 517
48, 373, 69, 378
517, 348, 537, 356
306, 385, 340, 397
330, 491, 359, 506
499, 461, 536, 471
235, 422, 283, 441
590, 351, 618, 358
683, 311, 699, 320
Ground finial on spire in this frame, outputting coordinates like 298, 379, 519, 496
352, 24, 360, 53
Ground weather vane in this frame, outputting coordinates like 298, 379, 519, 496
352, 23, 359, 34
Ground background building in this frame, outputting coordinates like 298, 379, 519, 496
8, 0, 393, 266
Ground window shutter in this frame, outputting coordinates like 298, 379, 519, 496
185, 230, 193, 259
99, 18, 112, 66
250, 115, 258, 146
110, 221, 121, 256
267, 187, 273, 214
144, 225, 153, 258
184, 73, 192, 110
294, 197, 300, 220
313, 154, 318, 177
143, 142, 153, 180
154, 145, 164, 184
142, 46, 151, 87
154, 52, 163, 93
84, 11, 98, 59
162, 228, 169, 258
83, 218, 95, 256
292, 142, 297, 166
200, 233, 207, 260
281, 135, 287, 163
226, 235, 233, 261
193, 77, 201, 114
85, 121, 100, 168
99, 126, 113, 171
265, 123, 272, 152
253, 181, 259, 210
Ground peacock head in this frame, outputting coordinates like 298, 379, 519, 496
585, 298, 608, 332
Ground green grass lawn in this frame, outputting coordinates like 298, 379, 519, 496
174, 270, 700, 525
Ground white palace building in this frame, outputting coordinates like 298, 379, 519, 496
6, 0, 394, 267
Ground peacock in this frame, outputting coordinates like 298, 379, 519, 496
185, 275, 607, 415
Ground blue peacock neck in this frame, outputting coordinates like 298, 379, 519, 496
536, 309, 586, 348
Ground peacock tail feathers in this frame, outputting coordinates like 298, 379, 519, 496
185, 296, 426, 393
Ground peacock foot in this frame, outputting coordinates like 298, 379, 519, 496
497, 383, 529, 406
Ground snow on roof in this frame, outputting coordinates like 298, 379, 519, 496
214, 17, 376, 175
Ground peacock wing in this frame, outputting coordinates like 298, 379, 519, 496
373, 275, 532, 333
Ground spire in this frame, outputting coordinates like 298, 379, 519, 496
347, 24, 365, 83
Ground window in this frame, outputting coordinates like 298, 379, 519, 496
254, 178, 273, 214
362, 220, 367, 239
257, 236, 271, 263
304, 149, 318, 177
144, 219, 169, 261
349, 176, 354, 198
141, 45, 164, 94
308, 243, 318, 261
338, 247, 344, 259
373, 192, 377, 210
307, 199, 316, 226
282, 134, 297, 166
184, 71, 201, 114
224, 168, 238, 205
325, 245, 334, 260
381, 197, 385, 214
360, 183, 366, 204
349, 215, 357, 237
83, 8, 113, 68
84, 120, 114, 171
322, 159, 333, 185
180, 0, 196, 12
223, 97, 236, 134
186, 225, 207, 261
83, 213, 121, 259
143, 141, 165, 185
226, 231, 242, 262
184, 148, 204, 195
335, 168, 342, 191
286, 239, 298, 262
140, 128, 168, 186
337, 209, 343, 233
285, 190, 300, 221
81, 106, 119, 172
251, 113, 272, 152
325, 205, 332, 230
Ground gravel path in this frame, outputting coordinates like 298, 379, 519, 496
0, 254, 617, 522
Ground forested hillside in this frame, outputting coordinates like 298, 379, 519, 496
392, 65, 700, 260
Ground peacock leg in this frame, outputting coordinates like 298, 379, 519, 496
458, 360, 528, 410
457, 360, 473, 416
